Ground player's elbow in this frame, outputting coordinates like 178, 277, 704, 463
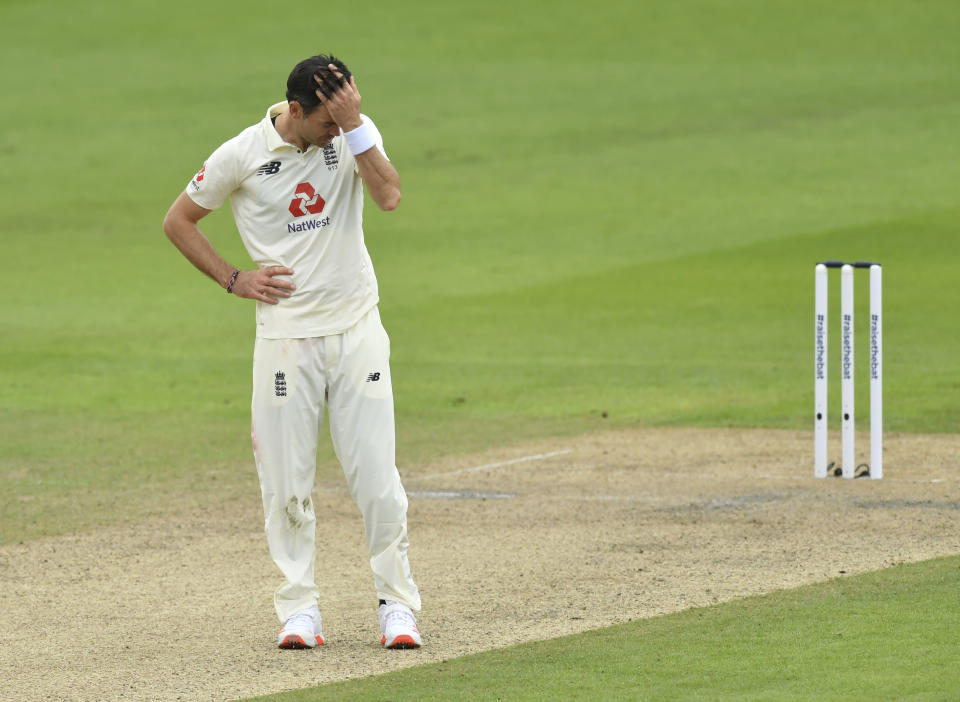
380, 197, 400, 212
162, 209, 176, 240
162, 209, 186, 245
378, 188, 401, 211
163, 194, 210, 242
162, 207, 192, 247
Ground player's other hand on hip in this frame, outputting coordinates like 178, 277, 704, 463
232, 266, 296, 305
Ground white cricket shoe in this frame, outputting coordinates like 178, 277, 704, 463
379, 601, 422, 649
277, 605, 325, 648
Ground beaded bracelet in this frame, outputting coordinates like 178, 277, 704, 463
226, 269, 240, 294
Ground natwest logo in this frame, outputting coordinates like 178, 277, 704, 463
190, 163, 207, 192
288, 182, 326, 218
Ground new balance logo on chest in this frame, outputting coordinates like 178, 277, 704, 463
256, 161, 282, 176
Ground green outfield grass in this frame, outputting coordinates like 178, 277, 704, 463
2, 0, 957, 542
1, 0, 958, 698
244, 556, 960, 701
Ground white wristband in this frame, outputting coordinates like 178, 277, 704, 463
343, 121, 377, 155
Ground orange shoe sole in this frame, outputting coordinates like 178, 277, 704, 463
382, 634, 421, 649
279, 634, 325, 648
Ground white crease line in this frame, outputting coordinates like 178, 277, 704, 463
557, 494, 659, 503
415, 449, 572, 481
758, 474, 948, 484
408, 490, 517, 499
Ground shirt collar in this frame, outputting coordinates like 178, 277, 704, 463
263, 101, 312, 152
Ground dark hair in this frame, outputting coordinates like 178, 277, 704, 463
285, 54, 352, 114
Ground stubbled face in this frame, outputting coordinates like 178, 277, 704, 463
294, 104, 340, 148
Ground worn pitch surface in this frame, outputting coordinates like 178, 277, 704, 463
1, 427, 958, 701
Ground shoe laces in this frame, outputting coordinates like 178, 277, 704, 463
381, 602, 416, 630
285, 610, 315, 631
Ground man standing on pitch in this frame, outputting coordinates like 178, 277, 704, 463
163, 54, 422, 649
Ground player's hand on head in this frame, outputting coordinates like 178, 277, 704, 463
314, 65, 362, 131
231, 266, 296, 305
313, 65, 344, 99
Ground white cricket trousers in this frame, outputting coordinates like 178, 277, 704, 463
250, 307, 421, 622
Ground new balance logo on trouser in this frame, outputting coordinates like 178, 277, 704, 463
251, 307, 421, 645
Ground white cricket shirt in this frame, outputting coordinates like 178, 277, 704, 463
186, 102, 387, 339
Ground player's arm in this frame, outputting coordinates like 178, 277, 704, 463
162, 192, 295, 304
353, 142, 401, 212
316, 67, 401, 211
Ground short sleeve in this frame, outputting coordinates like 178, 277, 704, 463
185, 139, 240, 211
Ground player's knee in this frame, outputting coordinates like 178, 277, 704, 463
266, 493, 316, 531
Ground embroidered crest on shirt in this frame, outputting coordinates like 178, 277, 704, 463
323, 144, 338, 171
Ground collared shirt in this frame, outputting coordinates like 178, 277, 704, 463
186, 102, 387, 339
